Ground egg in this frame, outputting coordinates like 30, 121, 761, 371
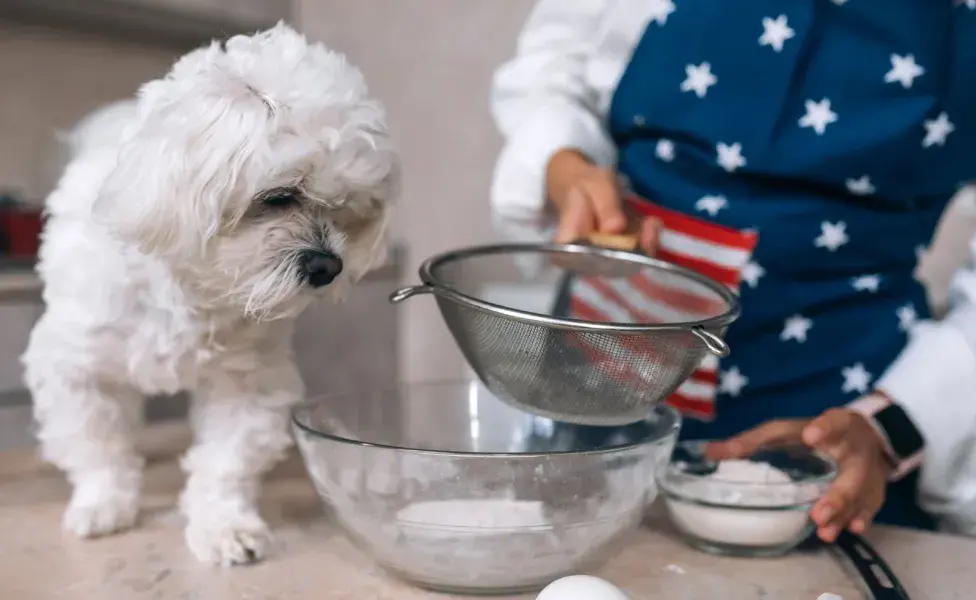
536, 575, 629, 600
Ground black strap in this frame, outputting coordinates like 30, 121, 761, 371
834, 531, 911, 600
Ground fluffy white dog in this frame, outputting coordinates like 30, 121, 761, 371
21, 23, 397, 565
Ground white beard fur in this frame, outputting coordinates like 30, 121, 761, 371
21, 22, 397, 566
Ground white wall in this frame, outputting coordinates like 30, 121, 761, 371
296, 0, 537, 383
0, 21, 181, 199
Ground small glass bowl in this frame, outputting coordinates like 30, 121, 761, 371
657, 441, 837, 558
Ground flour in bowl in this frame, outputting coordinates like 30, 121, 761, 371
666, 459, 814, 548
376, 497, 633, 589
396, 499, 548, 529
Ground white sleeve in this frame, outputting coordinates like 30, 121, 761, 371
490, 0, 617, 241
876, 232, 976, 534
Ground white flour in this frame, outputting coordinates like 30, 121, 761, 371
396, 499, 548, 529
375, 498, 632, 588
666, 459, 813, 548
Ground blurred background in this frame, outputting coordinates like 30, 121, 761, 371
0, 0, 974, 449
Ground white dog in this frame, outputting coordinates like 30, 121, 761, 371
21, 23, 397, 566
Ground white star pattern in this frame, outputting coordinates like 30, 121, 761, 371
841, 363, 873, 395
656, 139, 675, 162
923, 112, 955, 148
719, 366, 749, 397
716, 142, 747, 172
740, 260, 765, 289
681, 62, 717, 98
814, 221, 849, 252
885, 54, 925, 89
607, 2, 954, 396
799, 98, 838, 135
780, 314, 813, 343
897, 304, 918, 332
694, 195, 728, 217
648, 0, 676, 25
846, 175, 876, 196
851, 275, 881, 293
759, 15, 795, 53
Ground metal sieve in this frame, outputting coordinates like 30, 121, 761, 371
389, 243, 740, 426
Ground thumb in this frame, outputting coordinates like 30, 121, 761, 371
803, 409, 853, 448
585, 177, 627, 234
555, 188, 595, 244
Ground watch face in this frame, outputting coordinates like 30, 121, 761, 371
874, 404, 924, 461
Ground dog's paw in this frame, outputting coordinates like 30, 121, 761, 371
184, 513, 272, 567
63, 495, 139, 538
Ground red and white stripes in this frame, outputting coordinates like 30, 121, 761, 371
565, 194, 758, 420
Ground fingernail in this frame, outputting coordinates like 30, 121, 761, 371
820, 525, 840, 543
850, 519, 866, 533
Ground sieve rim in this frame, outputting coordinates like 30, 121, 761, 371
416, 242, 741, 333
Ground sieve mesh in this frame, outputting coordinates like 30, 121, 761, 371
393, 244, 739, 426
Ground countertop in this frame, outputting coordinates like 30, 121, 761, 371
1, 423, 972, 600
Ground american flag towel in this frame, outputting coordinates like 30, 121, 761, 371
565, 194, 758, 421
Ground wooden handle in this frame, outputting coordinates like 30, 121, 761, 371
585, 232, 639, 251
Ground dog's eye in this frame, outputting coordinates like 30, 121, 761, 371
263, 192, 299, 208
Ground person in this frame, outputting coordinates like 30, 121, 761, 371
489, 0, 976, 541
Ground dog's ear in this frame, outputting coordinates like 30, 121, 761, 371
352, 201, 392, 281
92, 94, 265, 259
344, 158, 399, 283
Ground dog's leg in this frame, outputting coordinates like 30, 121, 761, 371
179, 360, 303, 566
24, 324, 144, 537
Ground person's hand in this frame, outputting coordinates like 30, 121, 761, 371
545, 148, 659, 254
706, 408, 891, 542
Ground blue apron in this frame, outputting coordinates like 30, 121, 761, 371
551, 0, 976, 530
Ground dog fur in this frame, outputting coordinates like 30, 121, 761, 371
21, 22, 397, 566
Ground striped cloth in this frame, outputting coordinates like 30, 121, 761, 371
565, 194, 757, 420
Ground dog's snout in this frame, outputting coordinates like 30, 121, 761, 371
300, 250, 343, 287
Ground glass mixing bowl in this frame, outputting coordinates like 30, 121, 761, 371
658, 441, 837, 558
292, 380, 680, 595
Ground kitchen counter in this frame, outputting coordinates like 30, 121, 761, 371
2, 423, 972, 600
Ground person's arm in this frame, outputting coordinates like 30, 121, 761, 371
860, 224, 976, 534
490, 0, 617, 242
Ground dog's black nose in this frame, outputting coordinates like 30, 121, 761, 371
300, 250, 343, 287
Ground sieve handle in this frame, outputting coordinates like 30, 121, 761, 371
692, 327, 730, 358
389, 285, 437, 304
